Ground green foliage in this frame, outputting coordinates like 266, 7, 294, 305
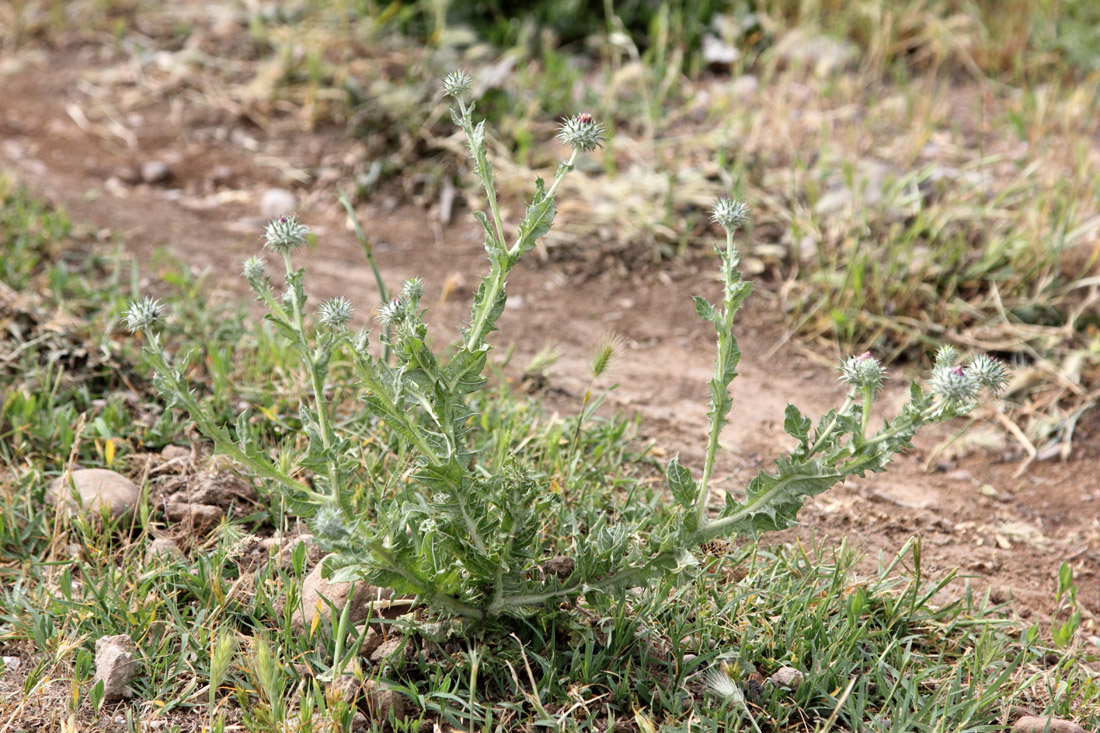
133, 74, 1002, 623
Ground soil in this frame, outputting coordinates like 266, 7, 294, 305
2, 34, 1099, 635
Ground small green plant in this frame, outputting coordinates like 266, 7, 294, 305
126, 70, 1007, 623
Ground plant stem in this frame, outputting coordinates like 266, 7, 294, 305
694, 226, 736, 529
338, 191, 391, 362
283, 253, 338, 496
463, 150, 578, 352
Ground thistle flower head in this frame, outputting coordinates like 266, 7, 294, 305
242, 256, 265, 281
556, 113, 607, 152
262, 215, 309, 254
442, 70, 472, 99
318, 297, 354, 329
311, 505, 350, 543
377, 297, 406, 327
401, 277, 425, 303
929, 362, 980, 404
838, 351, 886, 394
711, 198, 751, 233
966, 353, 1009, 394
933, 344, 960, 369
123, 296, 163, 332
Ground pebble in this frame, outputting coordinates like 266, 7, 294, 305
1011, 716, 1086, 733
291, 562, 392, 631
146, 537, 183, 563
767, 666, 804, 690
369, 637, 412, 665
45, 468, 140, 520
140, 160, 173, 184
260, 188, 296, 218
94, 634, 138, 700
1, 656, 20, 672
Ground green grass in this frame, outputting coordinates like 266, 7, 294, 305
2, 179, 1099, 731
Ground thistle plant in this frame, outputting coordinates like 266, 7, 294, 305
126, 72, 1006, 623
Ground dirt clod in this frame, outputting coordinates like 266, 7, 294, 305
93, 634, 138, 701
165, 502, 224, 527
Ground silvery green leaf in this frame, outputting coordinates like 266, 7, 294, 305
693, 296, 716, 322
665, 457, 697, 510
512, 177, 556, 259
783, 403, 812, 444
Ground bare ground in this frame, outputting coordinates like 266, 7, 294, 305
2, 39, 1099, 633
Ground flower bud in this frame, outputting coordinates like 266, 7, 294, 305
965, 354, 1008, 394
556, 113, 607, 152
318, 297, 354, 329
838, 351, 886, 394
442, 70, 472, 99
929, 362, 980, 404
242, 256, 265, 281
123, 296, 163, 332
262, 215, 309, 254
711, 198, 750, 233
377, 298, 406, 327
401, 277, 425, 303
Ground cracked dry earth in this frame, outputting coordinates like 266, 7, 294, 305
2, 41, 1099, 631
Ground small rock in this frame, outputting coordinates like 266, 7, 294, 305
329, 675, 361, 705
94, 634, 138, 701
350, 711, 369, 732
767, 666, 804, 690
160, 445, 190, 462
166, 471, 256, 508
369, 637, 411, 665
1011, 716, 1087, 733
358, 626, 383, 659
265, 533, 322, 568
291, 562, 392, 631
261, 188, 296, 218
146, 538, 183, 563
363, 679, 406, 719
140, 160, 173, 184
1, 656, 20, 672
46, 469, 140, 520
164, 502, 224, 526
115, 166, 141, 185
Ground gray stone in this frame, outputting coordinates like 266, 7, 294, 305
363, 679, 405, 720
46, 469, 140, 520
260, 188, 297, 218
767, 666, 804, 690
1011, 716, 1086, 733
94, 634, 138, 700
146, 538, 183, 563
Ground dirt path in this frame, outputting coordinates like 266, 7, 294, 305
3, 42, 1099, 627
